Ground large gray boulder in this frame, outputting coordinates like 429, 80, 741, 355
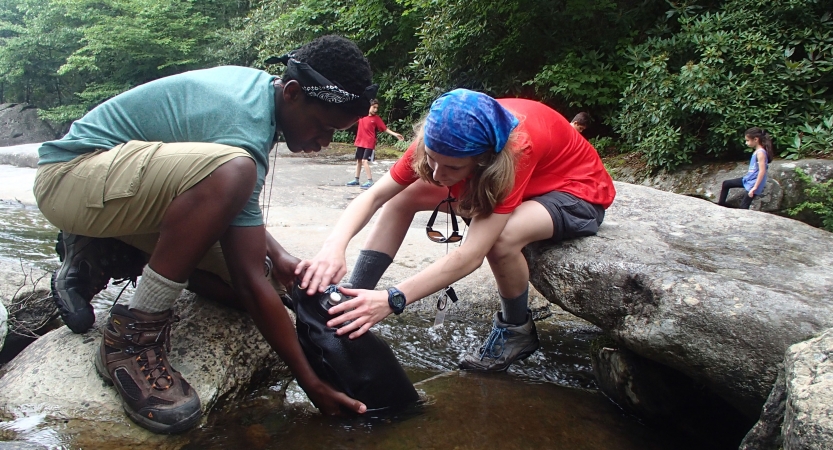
0, 291, 291, 447
612, 158, 833, 227
525, 182, 833, 419
782, 328, 833, 449
0, 104, 59, 147
741, 327, 833, 450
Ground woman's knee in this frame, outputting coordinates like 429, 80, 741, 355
486, 235, 521, 263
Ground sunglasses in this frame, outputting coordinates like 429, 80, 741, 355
426, 193, 463, 243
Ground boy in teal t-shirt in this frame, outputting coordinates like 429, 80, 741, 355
34, 35, 375, 433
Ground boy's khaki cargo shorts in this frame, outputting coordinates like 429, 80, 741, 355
34, 140, 253, 283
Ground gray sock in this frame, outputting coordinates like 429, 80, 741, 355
347, 249, 393, 290
128, 265, 187, 313
500, 287, 529, 325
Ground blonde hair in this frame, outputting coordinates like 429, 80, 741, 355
411, 118, 525, 217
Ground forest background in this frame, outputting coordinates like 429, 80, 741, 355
0, 0, 831, 171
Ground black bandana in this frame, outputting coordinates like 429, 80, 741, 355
267, 52, 378, 104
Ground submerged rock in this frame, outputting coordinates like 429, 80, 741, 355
525, 182, 833, 420
0, 291, 291, 446
591, 343, 754, 447
183, 371, 700, 449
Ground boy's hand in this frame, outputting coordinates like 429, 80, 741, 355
393, 132, 404, 141
303, 379, 367, 415
270, 251, 301, 290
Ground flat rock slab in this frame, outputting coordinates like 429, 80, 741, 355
526, 182, 833, 417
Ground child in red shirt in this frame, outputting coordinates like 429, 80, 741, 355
346, 99, 404, 189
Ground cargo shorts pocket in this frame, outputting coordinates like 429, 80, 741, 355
84, 141, 163, 208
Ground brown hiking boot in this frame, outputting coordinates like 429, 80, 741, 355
95, 305, 202, 433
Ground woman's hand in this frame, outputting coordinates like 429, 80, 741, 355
301, 378, 367, 416
325, 287, 392, 339
295, 244, 348, 295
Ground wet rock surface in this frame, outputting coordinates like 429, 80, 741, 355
0, 260, 56, 361
526, 182, 833, 421
0, 291, 291, 446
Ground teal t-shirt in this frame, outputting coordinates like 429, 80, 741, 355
38, 66, 277, 227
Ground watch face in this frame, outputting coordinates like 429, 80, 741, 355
388, 288, 406, 313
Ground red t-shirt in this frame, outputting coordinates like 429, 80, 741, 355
389, 98, 615, 213
354, 114, 387, 149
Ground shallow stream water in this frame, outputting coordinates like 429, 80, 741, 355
0, 201, 708, 449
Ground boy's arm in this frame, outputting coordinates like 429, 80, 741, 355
384, 128, 404, 141
220, 225, 366, 415
265, 232, 300, 289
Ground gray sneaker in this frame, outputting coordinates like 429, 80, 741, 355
459, 311, 539, 371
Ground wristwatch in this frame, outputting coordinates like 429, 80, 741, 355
387, 287, 407, 315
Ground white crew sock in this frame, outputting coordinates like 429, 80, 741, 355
128, 265, 187, 313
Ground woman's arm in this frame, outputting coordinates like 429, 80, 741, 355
749, 149, 767, 197
296, 173, 407, 294
326, 211, 512, 338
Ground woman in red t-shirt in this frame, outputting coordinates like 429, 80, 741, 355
296, 89, 615, 371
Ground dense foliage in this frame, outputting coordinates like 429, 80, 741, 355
616, 0, 833, 170
1, 0, 831, 170
790, 167, 833, 231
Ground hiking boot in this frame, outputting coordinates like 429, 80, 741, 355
360, 180, 374, 189
95, 305, 202, 434
52, 232, 145, 334
346, 179, 360, 186
458, 311, 540, 372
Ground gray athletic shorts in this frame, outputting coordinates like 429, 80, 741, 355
531, 191, 605, 243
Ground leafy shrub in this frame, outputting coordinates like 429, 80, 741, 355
789, 167, 833, 232
331, 130, 354, 144
589, 136, 619, 155
782, 115, 833, 159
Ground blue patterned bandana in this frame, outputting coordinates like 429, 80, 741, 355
423, 89, 519, 157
